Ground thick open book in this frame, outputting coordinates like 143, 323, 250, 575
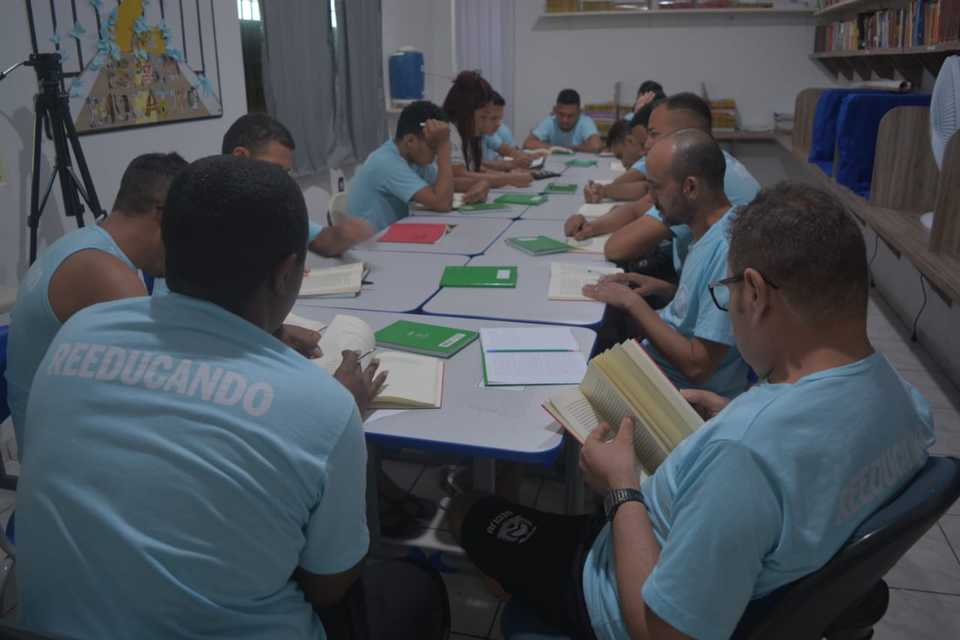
313, 314, 444, 409
543, 340, 703, 473
299, 263, 364, 298
548, 262, 622, 301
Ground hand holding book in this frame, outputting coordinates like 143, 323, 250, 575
580, 416, 642, 492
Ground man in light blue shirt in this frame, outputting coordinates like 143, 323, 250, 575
348, 100, 485, 231
523, 89, 603, 153
451, 181, 934, 640
584, 130, 750, 398
16, 156, 394, 639
482, 91, 529, 170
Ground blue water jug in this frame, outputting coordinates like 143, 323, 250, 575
389, 48, 425, 103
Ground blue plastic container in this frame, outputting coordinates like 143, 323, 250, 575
389, 48, 425, 103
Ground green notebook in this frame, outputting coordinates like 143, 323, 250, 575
544, 183, 578, 194
494, 193, 548, 207
458, 202, 510, 213
550, 147, 575, 155
440, 265, 518, 288
505, 235, 571, 256
375, 320, 479, 358
565, 159, 598, 168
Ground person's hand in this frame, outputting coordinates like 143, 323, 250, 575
680, 389, 731, 421
277, 324, 322, 359
304, 266, 312, 275
463, 180, 490, 204
423, 119, 450, 149
598, 273, 673, 298
507, 172, 533, 188
338, 216, 376, 244
580, 417, 641, 492
573, 222, 600, 241
511, 154, 533, 169
634, 91, 657, 111
584, 181, 606, 204
334, 350, 388, 418
582, 280, 643, 311
564, 214, 588, 237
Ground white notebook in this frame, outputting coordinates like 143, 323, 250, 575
578, 202, 616, 217
548, 263, 623, 301
299, 263, 364, 298
568, 234, 611, 254
480, 327, 585, 386
479, 327, 579, 353
610, 160, 626, 172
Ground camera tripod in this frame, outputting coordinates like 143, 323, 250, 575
1, 52, 105, 264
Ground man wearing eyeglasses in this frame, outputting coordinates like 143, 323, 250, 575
583, 128, 749, 399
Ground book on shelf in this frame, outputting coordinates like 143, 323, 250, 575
548, 262, 623, 301
374, 320, 479, 359
543, 339, 704, 474
313, 314, 444, 409
813, 1, 959, 53
299, 263, 365, 298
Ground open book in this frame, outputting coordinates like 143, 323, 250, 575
610, 160, 626, 172
567, 234, 611, 254
548, 262, 622, 301
543, 340, 703, 473
578, 202, 616, 217
313, 314, 444, 408
299, 263, 364, 298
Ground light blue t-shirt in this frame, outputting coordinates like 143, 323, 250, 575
583, 352, 934, 640
531, 114, 600, 148
347, 139, 439, 231
17, 294, 368, 640
630, 157, 646, 174
152, 222, 325, 297
5, 224, 136, 448
483, 124, 516, 161
644, 208, 749, 398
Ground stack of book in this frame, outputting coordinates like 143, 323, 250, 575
814, 1, 960, 53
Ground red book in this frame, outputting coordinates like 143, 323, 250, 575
377, 223, 448, 244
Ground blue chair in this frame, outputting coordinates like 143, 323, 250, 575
809, 90, 889, 177
502, 456, 960, 640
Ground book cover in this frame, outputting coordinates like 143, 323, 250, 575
375, 320, 479, 358
457, 202, 511, 213
544, 183, 578, 194
566, 159, 598, 168
378, 223, 448, 244
494, 193, 548, 206
506, 235, 571, 256
440, 265, 518, 288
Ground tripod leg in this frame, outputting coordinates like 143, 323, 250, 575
48, 98, 86, 231
29, 98, 45, 265
63, 106, 105, 220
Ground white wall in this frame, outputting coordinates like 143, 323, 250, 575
0, 1, 247, 289
511, 4, 836, 136
382, 0, 455, 107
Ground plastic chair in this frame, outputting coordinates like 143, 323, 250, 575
328, 191, 349, 227
501, 456, 960, 640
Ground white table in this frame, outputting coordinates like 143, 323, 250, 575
484, 219, 614, 265
409, 203, 524, 220
298, 250, 468, 313
422, 254, 609, 327
359, 216, 514, 256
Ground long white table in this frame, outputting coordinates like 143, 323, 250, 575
483, 219, 613, 265
298, 250, 468, 313
422, 254, 609, 327
359, 216, 514, 256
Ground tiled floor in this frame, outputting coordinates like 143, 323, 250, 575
1, 292, 959, 637
382, 292, 960, 639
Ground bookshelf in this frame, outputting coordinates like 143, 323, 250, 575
539, 7, 815, 17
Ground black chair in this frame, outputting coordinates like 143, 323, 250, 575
501, 456, 960, 640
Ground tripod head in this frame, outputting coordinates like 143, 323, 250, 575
24, 53, 67, 95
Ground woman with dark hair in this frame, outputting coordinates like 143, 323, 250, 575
442, 71, 532, 189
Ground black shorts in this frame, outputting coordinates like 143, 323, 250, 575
460, 496, 606, 639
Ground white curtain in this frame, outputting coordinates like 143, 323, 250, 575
454, 0, 516, 132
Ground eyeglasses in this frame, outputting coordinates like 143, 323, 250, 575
708, 271, 780, 312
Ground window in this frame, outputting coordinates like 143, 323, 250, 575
237, 0, 261, 22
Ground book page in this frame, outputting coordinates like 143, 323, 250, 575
373, 351, 443, 408
568, 234, 611, 254
314, 315, 375, 374
578, 203, 616, 217
452, 193, 465, 209
299, 263, 363, 297
548, 263, 623, 301
283, 312, 326, 333
546, 389, 601, 443
480, 327, 579, 352
610, 160, 626, 172
484, 351, 587, 386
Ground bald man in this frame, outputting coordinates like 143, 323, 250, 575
583, 129, 750, 399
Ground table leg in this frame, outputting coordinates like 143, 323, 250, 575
366, 441, 382, 546
564, 436, 586, 515
472, 457, 496, 493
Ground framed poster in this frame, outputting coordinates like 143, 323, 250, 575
25, 0, 224, 134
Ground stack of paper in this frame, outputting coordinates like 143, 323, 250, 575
480, 327, 587, 386
299, 263, 364, 298
548, 263, 622, 301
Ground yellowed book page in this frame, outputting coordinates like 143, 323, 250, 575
568, 234, 611, 254
621, 340, 703, 434
372, 351, 444, 409
544, 388, 600, 444
548, 263, 622, 301
299, 263, 364, 297
313, 315, 375, 374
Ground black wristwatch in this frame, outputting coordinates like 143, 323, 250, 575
603, 488, 646, 520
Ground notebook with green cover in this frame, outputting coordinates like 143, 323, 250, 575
544, 183, 578, 194
440, 265, 518, 288
506, 235, 571, 256
457, 202, 511, 213
375, 320, 479, 358
565, 159, 598, 168
494, 193, 548, 206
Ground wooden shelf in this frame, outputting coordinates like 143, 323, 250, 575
540, 7, 814, 18
714, 129, 777, 140
814, 0, 875, 16
812, 42, 960, 59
